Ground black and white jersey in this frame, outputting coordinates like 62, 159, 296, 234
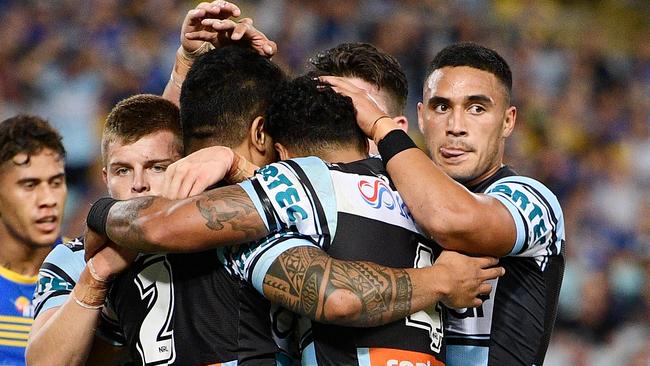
444, 166, 565, 366
229, 156, 445, 366
106, 250, 286, 366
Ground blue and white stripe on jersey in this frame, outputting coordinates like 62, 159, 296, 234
32, 238, 85, 318
485, 176, 565, 263
238, 157, 338, 248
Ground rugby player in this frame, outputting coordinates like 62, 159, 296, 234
27, 94, 182, 365
0, 115, 67, 366
323, 42, 565, 366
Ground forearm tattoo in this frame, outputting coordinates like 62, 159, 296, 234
196, 185, 267, 238
264, 246, 413, 327
106, 196, 155, 248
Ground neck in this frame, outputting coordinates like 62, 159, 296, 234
317, 148, 368, 164
0, 228, 51, 277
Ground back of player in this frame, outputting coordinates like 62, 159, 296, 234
232, 76, 446, 365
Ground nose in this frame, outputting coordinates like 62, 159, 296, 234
37, 185, 58, 208
446, 109, 468, 137
131, 170, 150, 194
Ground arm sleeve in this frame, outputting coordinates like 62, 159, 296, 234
484, 176, 565, 258
32, 238, 85, 318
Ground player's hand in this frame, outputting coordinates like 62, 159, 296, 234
194, 17, 277, 57
318, 76, 400, 141
180, 1, 242, 54
432, 250, 504, 308
162, 146, 235, 199
89, 243, 138, 281
83, 228, 110, 262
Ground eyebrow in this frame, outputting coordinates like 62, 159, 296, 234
427, 94, 495, 108
16, 172, 65, 185
110, 158, 175, 167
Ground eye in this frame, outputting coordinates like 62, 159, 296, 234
21, 181, 37, 190
468, 104, 486, 114
151, 164, 167, 173
115, 167, 130, 176
51, 177, 65, 188
433, 104, 449, 113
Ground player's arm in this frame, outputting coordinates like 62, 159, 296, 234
27, 236, 132, 366
322, 76, 516, 256
162, 1, 276, 104
244, 242, 503, 327
84, 184, 268, 258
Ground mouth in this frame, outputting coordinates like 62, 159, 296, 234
439, 146, 471, 161
35, 215, 59, 233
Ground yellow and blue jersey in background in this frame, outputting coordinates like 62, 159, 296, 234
0, 237, 64, 366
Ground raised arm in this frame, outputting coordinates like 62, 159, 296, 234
162, 1, 277, 104
321, 76, 516, 256
262, 246, 503, 327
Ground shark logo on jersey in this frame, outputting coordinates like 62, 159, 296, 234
358, 179, 395, 209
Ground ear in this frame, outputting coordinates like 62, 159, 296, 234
274, 142, 291, 161
393, 115, 409, 133
417, 102, 425, 133
502, 106, 516, 138
102, 167, 108, 185
249, 116, 268, 153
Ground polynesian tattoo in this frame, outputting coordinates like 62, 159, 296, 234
263, 246, 413, 327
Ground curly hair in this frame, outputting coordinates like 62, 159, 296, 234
266, 74, 367, 157
101, 94, 181, 165
309, 42, 407, 116
0, 114, 65, 168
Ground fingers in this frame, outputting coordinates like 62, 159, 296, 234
480, 266, 505, 281
473, 255, 500, 268
477, 282, 493, 295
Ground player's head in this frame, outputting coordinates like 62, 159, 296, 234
266, 74, 368, 161
101, 94, 182, 199
310, 42, 408, 153
418, 42, 516, 186
0, 115, 67, 247
180, 46, 286, 166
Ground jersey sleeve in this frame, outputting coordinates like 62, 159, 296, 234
485, 176, 565, 258
237, 156, 338, 249
32, 238, 85, 318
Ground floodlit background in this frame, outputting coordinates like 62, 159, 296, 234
1, 1, 648, 364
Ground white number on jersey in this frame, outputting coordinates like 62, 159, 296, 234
405, 243, 444, 353
134, 256, 176, 365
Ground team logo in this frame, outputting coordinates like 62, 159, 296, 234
358, 179, 395, 209
14, 296, 32, 317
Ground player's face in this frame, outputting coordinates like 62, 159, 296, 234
103, 130, 181, 200
0, 149, 67, 247
418, 66, 516, 186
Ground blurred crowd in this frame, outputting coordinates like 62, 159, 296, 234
1, 0, 649, 364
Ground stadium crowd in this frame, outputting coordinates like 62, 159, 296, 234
0, 0, 649, 364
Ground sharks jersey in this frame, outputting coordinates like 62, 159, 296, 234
229, 156, 445, 366
444, 166, 565, 366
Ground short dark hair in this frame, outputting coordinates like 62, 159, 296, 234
0, 114, 65, 168
101, 94, 182, 165
428, 42, 512, 103
180, 46, 286, 152
266, 74, 367, 157
309, 42, 407, 116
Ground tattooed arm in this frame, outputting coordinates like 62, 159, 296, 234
99, 185, 268, 253
262, 246, 504, 327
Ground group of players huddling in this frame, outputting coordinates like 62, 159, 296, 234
19, 1, 564, 365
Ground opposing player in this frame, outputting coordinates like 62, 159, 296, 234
323, 42, 565, 366
0, 115, 67, 366
27, 94, 182, 365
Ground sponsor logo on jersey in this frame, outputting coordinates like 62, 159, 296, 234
14, 296, 32, 317
358, 179, 395, 209
366, 348, 443, 366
